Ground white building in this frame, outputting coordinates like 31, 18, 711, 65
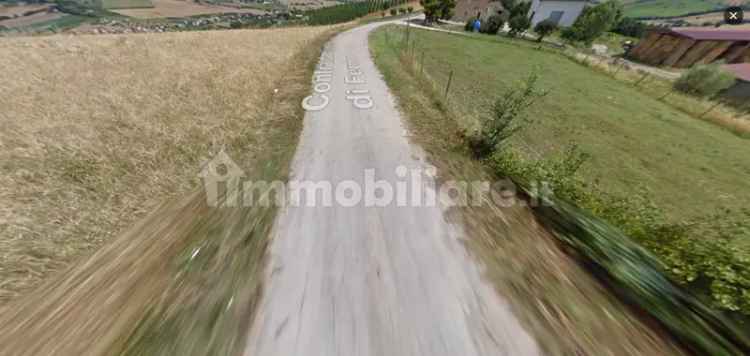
528, 0, 590, 27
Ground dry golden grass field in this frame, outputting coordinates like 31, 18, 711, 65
0, 26, 325, 304
0, 25, 338, 355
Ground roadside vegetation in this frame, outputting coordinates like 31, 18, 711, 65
0, 25, 340, 355
370, 24, 750, 352
674, 63, 736, 97
370, 24, 687, 355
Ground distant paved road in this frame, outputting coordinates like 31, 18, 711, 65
244, 20, 541, 356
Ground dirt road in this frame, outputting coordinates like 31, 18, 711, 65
244, 21, 541, 355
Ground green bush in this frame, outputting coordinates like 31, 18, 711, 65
533, 19, 558, 42
561, 0, 623, 44
467, 71, 546, 158
420, 0, 456, 23
612, 17, 649, 38
398, 7, 407, 13
508, 14, 531, 37
674, 63, 736, 98
479, 14, 504, 35
407, 5, 414, 12
389, 8, 397, 16
489, 140, 750, 317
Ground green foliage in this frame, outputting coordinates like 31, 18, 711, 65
490, 140, 750, 318
561, 0, 623, 44
306, 0, 377, 25
464, 18, 475, 31
420, 0, 455, 22
533, 19, 558, 42
389, 8, 397, 15
468, 71, 547, 158
398, 7, 406, 13
479, 14, 504, 35
674, 63, 736, 98
505, 1, 531, 37
612, 17, 649, 38
371, 24, 750, 354
508, 14, 531, 37
54, 0, 112, 17
407, 5, 414, 12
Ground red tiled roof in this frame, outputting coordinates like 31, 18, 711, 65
670, 27, 750, 41
724, 63, 750, 82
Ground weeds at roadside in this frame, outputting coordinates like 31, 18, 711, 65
467, 71, 547, 158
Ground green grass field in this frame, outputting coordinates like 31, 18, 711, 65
623, 0, 726, 17
370, 21, 750, 325
28, 14, 89, 30
374, 27, 750, 224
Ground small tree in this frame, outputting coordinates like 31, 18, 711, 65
468, 71, 548, 158
480, 14, 504, 34
407, 5, 414, 13
533, 19, 558, 42
398, 7, 407, 13
508, 14, 531, 37
389, 8, 397, 16
674, 63, 735, 98
503, 0, 531, 37
561, 0, 623, 44
420, 0, 456, 23
612, 17, 648, 38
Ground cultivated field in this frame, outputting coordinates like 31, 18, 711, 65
622, 0, 738, 17
647, 10, 750, 27
112, 0, 264, 18
0, 24, 331, 308
0, 11, 64, 28
0, 4, 52, 17
0, 24, 340, 355
101, 0, 154, 9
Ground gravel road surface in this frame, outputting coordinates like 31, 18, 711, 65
244, 21, 541, 356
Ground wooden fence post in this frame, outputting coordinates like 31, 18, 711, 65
444, 69, 454, 99
420, 50, 425, 75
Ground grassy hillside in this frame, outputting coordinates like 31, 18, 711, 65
381, 29, 750, 222
624, 0, 723, 17
622, 0, 742, 18
369, 26, 689, 355
370, 26, 750, 315
371, 24, 750, 352
0, 25, 338, 355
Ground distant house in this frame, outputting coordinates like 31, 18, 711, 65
628, 28, 750, 68
453, 0, 505, 22
454, 0, 589, 26
528, 0, 590, 27
722, 63, 750, 106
